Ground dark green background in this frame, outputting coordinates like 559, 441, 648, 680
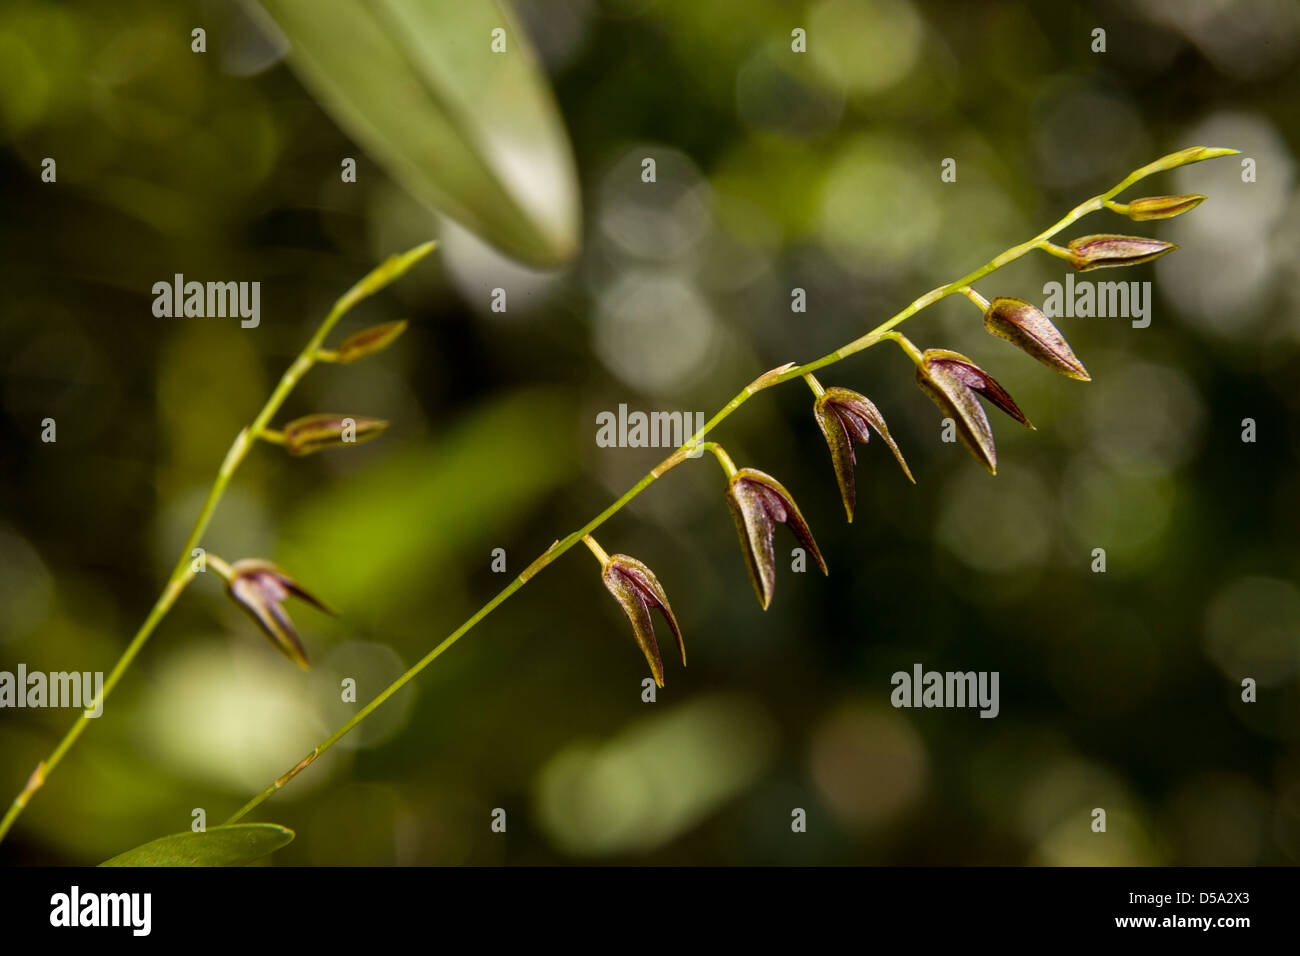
1, 0, 1298, 864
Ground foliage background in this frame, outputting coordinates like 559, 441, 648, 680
2, 0, 1299, 865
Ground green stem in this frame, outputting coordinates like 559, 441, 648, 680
1036, 239, 1080, 265
699, 442, 738, 478
881, 331, 925, 366
0, 566, 198, 843
0, 437, 276, 847
0, 243, 438, 848
225, 151, 1230, 825
581, 534, 611, 567
206, 554, 234, 581
959, 286, 991, 312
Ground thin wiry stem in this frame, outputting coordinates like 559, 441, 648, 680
959, 286, 991, 312
0, 242, 438, 847
581, 534, 612, 567
881, 330, 926, 366
699, 441, 739, 478
0, 566, 198, 842
225, 147, 1238, 826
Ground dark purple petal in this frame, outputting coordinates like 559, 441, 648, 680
726, 468, 827, 609
922, 350, 1033, 429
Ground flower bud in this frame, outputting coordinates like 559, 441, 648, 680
1146, 145, 1238, 173
1067, 234, 1175, 271
225, 559, 334, 668
332, 241, 436, 317
725, 468, 827, 609
813, 387, 913, 523
915, 349, 1032, 475
1119, 194, 1205, 221
282, 414, 388, 456
601, 554, 685, 687
334, 321, 408, 363
983, 297, 1090, 381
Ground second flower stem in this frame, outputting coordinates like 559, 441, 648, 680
0, 244, 438, 847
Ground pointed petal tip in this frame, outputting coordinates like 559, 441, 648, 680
645, 651, 664, 687
283, 578, 338, 617
1162, 146, 1239, 167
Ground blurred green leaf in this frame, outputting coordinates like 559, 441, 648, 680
99, 824, 294, 867
278, 387, 578, 611
533, 694, 777, 857
249, 0, 580, 266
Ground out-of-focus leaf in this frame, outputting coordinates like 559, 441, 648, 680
533, 694, 777, 858
99, 824, 294, 867
278, 388, 577, 612
249, 0, 580, 266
